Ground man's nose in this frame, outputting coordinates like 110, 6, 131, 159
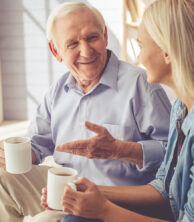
79, 42, 93, 57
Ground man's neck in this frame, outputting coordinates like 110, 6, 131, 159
79, 77, 101, 94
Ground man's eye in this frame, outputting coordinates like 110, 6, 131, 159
87, 35, 98, 42
67, 42, 78, 49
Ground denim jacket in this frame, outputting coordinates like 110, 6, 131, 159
150, 99, 194, 222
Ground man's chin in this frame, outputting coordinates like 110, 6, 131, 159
79, 72, 101, 82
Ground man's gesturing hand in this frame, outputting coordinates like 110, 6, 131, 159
56, 121, 118, 159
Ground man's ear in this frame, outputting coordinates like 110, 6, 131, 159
163, 52, 171, 64
48, 41, 63, 62
104, 26, 108, 46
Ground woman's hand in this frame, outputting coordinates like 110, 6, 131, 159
40, 187, 53, 210
62, 177, 109, 220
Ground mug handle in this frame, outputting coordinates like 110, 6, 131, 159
67, 182, 76, 191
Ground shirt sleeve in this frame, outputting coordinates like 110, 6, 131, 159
135, 76, 171, 172
149, 159, 169, 202
182, 150, 194, 221
26, 88, 55, 164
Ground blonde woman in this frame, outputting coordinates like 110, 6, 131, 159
48, 0, 193, 221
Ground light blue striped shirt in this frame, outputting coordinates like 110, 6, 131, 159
27, 50, 171, 186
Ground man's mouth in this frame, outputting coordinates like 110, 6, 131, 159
78, 57, 98, 65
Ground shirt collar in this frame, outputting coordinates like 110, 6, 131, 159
64, 73, 77, 92
182, 105, 194, 135
175, 99, 194, 136
174, 99, 186, 120
98, 50, 119, 91
64, 50, 119, 93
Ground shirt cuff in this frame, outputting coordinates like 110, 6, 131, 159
137, 140, 165, 171
149, 179, 169, 202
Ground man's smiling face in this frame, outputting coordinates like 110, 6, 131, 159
53, 7, 108, 86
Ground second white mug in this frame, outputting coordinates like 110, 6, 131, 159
47, 167, 78, 210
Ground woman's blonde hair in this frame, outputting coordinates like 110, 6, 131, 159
46, 2, 106, 43
143, 0, 194, 99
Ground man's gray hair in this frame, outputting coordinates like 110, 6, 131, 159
47, 2, 106, 42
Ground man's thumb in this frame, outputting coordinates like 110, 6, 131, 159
84, 121, 104, 135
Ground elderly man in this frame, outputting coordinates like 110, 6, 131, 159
0, 2, 171, 222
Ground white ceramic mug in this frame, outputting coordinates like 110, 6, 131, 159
47, 167, 78, 210
4, 137, 32, 174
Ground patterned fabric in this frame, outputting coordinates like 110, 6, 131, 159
175, 107, 187, 163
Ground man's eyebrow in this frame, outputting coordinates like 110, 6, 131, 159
65, 38, 77, 45
87, 32, 99, 36
84, 32, 99, 38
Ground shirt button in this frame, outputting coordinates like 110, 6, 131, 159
169, 195, 173, 200
174, 167, 176, 171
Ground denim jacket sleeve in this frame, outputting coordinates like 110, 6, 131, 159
149, 159, 169, 202
182, 144, 194, 221
148, 102, 176, 202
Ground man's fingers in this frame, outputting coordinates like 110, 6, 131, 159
56, 146, 88, 156
56, 143, 105, 159
56, 142, 109, 159
85, 121, 105, 135
56, 140, 91, 152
